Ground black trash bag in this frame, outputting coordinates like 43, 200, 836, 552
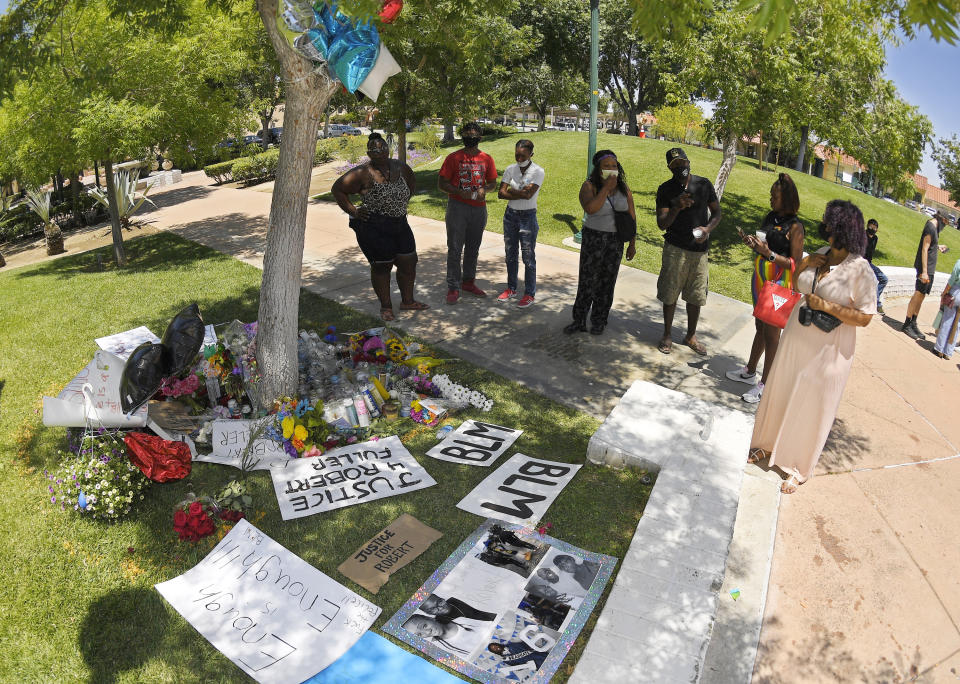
161, 303, 205, 376
120, 343, 171, 413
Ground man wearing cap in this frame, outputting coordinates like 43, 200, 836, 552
654, 147, 722, 355
903, 210, 950, 340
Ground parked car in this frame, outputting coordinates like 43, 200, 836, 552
905, 200, 918, 210
923, 206, 937, 217
322, 123, 363, 138
243, 134, 263, 146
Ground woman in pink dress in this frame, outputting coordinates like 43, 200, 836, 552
748, 199, 877, 493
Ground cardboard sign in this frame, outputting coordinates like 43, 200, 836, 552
271, 436, 437, 521
425, 420, 523, 466
193, 419, 290, 470
94, 326, 161, 361
456, 454, 581, 526
382, 520, 617, 684
303, 632, 463, 684
338, 514, 443, 594
155, 520, 380, 684
43, 350, 148, 428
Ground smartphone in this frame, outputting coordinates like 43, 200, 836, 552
736, 226, 745, 239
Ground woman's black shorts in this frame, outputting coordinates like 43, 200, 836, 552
350, 214, 416, 263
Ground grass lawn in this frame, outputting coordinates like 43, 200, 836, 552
329, 131, 958, 304
0, 232, 651, 683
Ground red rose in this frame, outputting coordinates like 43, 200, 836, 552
197, 519, 216, 537
173, 510, 187, 529
188, 501, 202, 516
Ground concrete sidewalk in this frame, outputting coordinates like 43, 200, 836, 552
15, 170, 960, 682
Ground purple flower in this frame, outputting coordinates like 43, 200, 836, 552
284, 442, 298, 459
51, 496, 56, 503
48, 485, 54, 493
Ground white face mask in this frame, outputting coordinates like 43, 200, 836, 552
601, 169, 619, 179
518, 159, 532, 169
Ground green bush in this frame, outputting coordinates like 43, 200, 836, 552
315, 139, 337, 165
203, 160, 237, 184
337, 135, 369, 165
229, 156, 257, 183
0, 203, 41, 241
230, 149, 281, 184
414, 124, 441, 158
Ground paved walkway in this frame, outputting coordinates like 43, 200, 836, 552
10, 171, 960, 682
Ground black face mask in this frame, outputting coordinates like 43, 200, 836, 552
462, 136, 481, 148
817, 221, 832, 241
866, 228, 877, 236
672, 166, 689, 184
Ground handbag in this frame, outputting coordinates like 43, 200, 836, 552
753, 280, 802, 329
607, 197, 636, 242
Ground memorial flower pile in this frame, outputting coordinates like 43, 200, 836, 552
265, 397, 334, 457
46, 430, 150, 521
172, 481, 253, 542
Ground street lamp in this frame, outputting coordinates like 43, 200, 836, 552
576, 0, 600, 244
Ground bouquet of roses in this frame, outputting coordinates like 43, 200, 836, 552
47, 430, 150, 521
173, 500, 217, 541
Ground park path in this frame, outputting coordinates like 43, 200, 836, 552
8, 170, 960, 682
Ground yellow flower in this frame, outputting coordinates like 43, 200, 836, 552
293, 424, 307, 441
282, 416, 294, 439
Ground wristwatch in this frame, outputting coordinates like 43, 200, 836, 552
766, 252, 776, 262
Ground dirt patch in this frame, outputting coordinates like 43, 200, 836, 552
0, 222, 162, 271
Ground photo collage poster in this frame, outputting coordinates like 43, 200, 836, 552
381, 520, 617, 684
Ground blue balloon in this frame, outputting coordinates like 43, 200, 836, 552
301, 0, 380, 93
78, 491, 87, 509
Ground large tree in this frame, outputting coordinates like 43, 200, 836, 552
598, 0, 673, 136
933, 135, 960, 205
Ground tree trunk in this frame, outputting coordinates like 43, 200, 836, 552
714, 132, 738, 201
758, 130, 764, 173
442, 120, 455, 143
94, 160, 101, 188
323, 108, 331, 139
103, 158, 126, 267
398, 128, 407, 166
795, 124, 809, 172
626, 108, 638, 136
256, 0, 337, 404
70, 170, 81, 225
260, 113, 273, 148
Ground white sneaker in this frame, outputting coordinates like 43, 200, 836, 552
742, 382, 764, 404
726, 366, 758, 385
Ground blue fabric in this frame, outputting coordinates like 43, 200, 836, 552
303, 0, 380, 92
503, 207, 539, 296
302, 632, 461, 683
935, 288, 960, 358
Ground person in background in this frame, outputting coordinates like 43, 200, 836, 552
902, 210, 950, 340
497, 139, 544, 308
438, 121, 498, 305
749, 200, 877, 494
563, 150, 637, 335
332, 132, 428, 321
933, 256, 960, 359
863, 218, 888, 314
655, 147, 722, 355
727, 173, 805, 404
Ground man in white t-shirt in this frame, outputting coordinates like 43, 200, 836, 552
497, 140, 544, 307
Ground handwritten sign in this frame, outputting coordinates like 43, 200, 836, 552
270, 436, 437, 521
338, 514, 443, 594
425, 420, 522, 466
94, 326, 161, 361
193, 419, 289, 470
155, 519, 380, 684
456, 454, 581, 526
43, 351, 148, 428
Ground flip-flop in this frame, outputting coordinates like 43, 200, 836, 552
380, 308, 395, 321
683, 337, 707, 356
657, 339, 672, 354
400, 300, 430, 311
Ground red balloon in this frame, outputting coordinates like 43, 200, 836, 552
124, 431, 192, 482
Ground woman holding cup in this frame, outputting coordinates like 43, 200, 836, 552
726, 173, 805, 403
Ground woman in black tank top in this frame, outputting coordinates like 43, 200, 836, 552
727, 173, 805, 407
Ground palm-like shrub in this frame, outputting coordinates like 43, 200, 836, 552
89, 169, 157, 230
24, 187, 65, 256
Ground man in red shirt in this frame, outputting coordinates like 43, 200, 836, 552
438, 122, 498, 304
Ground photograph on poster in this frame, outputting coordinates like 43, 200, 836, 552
382, 519, 617, 684
473, 524, 549, 578
473, 611, 560, 682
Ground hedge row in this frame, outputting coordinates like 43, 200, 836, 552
203, 140, 339, 185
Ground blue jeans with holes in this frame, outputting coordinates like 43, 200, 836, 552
869, 262, 888, 303
503, 207, 538, 296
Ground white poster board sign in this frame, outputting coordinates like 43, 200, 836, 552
270, 436, 437, 521
424, 420, 522, 466
156, 520, 380, 684
94, 326, 161, 361
42, 350, 148, 428
193, 419, 289, 470
456, 454, 582, 526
